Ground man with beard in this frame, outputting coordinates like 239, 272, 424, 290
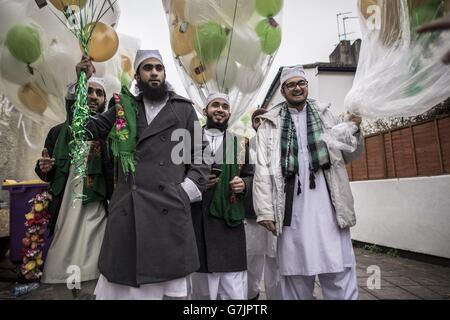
75, 50, 210, 300
36, 77, 114, 299
253, 65, 364, 300
189, 93, 253, 300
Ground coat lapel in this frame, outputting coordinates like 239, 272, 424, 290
137, 99, 178, 145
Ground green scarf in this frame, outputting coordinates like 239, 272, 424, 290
51, 123, 106, 204
280, 101, 331, 194
108, 86, 138, 175
209, 135, 245, 227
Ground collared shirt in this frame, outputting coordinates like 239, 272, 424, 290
143, 96, 169, 125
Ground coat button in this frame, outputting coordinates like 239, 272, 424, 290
159, 161, 165, 166
159, 185, 165, 191
162, 208, 169, 215
132, 185, 137, 191
160, 135, 167, 142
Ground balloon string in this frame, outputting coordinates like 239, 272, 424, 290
220, 0, 239, 93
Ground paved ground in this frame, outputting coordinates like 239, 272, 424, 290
0, 247, 449, 300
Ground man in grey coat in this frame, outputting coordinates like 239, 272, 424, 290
75, 50, 210, 299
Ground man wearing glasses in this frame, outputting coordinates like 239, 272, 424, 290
253, 65, 364, 300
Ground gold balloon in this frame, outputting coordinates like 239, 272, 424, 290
359, 0, 379, 19
171, 0, 186, 20
189, 57, 211, 85
121, 54, 133, 77
49, 0, 87, 12
171, 21, 196, 57
84, 22, 119, 62
18, 84, 47, 114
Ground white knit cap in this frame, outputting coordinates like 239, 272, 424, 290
134, 49, 164, 72
280, 65, 307, 86
206, 92, 230, 106
87, 77, 106, 92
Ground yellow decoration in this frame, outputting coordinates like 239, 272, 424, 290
36, 259, 43, 266
189, 57, 211, 85
34, 203, 44, 212
24, 261, 36, 271
25, 212, 34, 221
17, 83, 47, 114
49, 0, 87, 12
171, 21, 196, 57
83, 22, 119, 62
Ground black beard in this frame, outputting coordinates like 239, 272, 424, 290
206, 116, 229, 132
136, 80, 169, 102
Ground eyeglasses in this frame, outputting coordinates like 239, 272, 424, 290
284, 80, 309, 91
142, 63, 165, 72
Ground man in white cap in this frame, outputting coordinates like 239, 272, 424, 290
75, 51, 210, 300
253, 65, 364, 300
189, 92, 253, 300
36, 76, 114, 299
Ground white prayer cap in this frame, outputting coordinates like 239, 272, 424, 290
206, 92, 230, 106
88, 77, 106, 92
134, 49, 164, 72
280, 65, 307, 86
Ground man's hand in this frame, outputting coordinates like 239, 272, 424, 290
38, 148, 55, 174
259, 220, 277, 236
229, 176, 245, 194
76, 55, 96, 80
417, 17, 450, 64
206, 174, 219, 189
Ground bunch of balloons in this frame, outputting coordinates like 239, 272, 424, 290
163, 0, 284, 126
0, 0, 140, 127
345, 0, 450, 118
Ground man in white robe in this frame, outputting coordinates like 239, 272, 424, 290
253, 65, 364, 300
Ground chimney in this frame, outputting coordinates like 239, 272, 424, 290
329, 40, 361, 65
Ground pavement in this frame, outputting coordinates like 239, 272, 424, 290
0, 247, 449, 300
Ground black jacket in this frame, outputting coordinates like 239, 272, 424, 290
191, 131, 254, 273
35, 99, 114, 237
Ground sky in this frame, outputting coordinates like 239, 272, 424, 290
117, 0, 362, 106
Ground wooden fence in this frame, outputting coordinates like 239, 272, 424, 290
347, 115, 450, 181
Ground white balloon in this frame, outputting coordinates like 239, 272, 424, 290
185, 0, 223, 25
98, 0, 121, 29
103, 74, 121, 100
0, 0, 29, 38
236, 65, 264, 93
229, 26, 262, 67
27, 2, 80, 54
213, 57, 238, 92
0, 49, 32, 86
218, 0, 255, 26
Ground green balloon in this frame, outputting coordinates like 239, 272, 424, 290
120, 72, 132, 88
255, 0, 283, 17
5, 25, 42, 64
194, 22, 228, 62
256, 19, 282, 55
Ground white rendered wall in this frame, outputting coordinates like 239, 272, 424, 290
350, 176, 450, 259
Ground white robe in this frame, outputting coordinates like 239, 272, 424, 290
41, 164, 106, 284
277, 107, 356, 277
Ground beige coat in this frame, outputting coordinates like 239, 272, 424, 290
253, 100, 364, 236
